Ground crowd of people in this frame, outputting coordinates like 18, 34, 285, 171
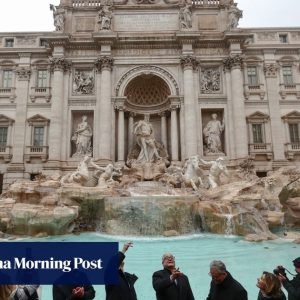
1, 243, 299, 300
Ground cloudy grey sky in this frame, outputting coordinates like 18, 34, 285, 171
0, 0, 299, 32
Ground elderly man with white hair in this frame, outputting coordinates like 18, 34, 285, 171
206, 260, 247, 300
152, 252, 195, 300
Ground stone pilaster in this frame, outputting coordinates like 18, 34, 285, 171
114, 99, 125, 163
170, 100, 181, 162
180, 55, 199, 159
128, 112, 135, 153
263, 62, 285, 160
159, 112, 168, 151
95, 56, 113, 163
47, 57, 71, 164
10, 66, 31, 167
223, 55, 248, 158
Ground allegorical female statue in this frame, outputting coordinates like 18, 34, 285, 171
72, 115, 93, 157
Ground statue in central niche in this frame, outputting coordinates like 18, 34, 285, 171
134, 114, 161, 163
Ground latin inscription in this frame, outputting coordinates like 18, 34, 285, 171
114, 13, 178, 31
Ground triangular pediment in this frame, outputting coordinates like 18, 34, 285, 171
0, 114, 14, 125
27, 114, 50, 125
282, 110, 300, 121
247, 111, 269, 122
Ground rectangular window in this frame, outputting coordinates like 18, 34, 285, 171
37, 70, 47, 88
252, 124, 263, 144
33, 127, 44, 146
0, 127, 8, 146
3, 70, 13, 88
282, 66, 293, 85
279, 34, 288, 43
247, 66, 258, 85
5, 39, 14, 47
289, 124, 300, 143
40, 39, 48, 47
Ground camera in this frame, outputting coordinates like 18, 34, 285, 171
273, 266, 287, 277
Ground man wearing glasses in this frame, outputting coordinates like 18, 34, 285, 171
206, 260, 247, 300
152, 252, 195, 300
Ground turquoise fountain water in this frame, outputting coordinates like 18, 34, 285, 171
28, 232, 298, 300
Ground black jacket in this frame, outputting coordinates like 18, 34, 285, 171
206, 271, 248, 300
152, 268, 195, 300
257, 290, 286, 300
105, 252, 138, 300
52, 285, 95, 300
282, 273, 300, 300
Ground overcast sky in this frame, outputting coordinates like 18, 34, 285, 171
0, 0, 299, 32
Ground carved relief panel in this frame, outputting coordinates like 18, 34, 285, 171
200, 67, 221, 94
72, 69, 95, 95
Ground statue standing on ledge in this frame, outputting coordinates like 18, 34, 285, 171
72, 115, 93, 157
179, 3, 192, 29
203, 113, 225, 154
50, 4, 65, 32
227, 3, 243, 30
134, 114, 161, 164
97, 4, 113, 30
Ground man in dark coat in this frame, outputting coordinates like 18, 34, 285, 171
278, 257, 300, 300
152, 252, 195, 300
206, 260, 248, 300
105, 241, 138, 300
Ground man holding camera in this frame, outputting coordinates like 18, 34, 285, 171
277, 257, 300, 300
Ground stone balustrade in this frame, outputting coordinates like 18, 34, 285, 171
192, 0, 219, 5
72, 0, 101, 7
0, 145, 12, 162
285, 142, 300, 160
24, 146, 48, 163
249, 143, 273, 160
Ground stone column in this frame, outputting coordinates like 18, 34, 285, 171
170, 107, 179, 162
128, 112, 135, 153
180, 55, 199, 159
95, 56, 113, 164
114, 100, 125, 164
224, 67, 235, 158
11, 64, 31, 167
47, 57, 70, 164
223, 55, 248, 158
264, 63, 286, 160
159, 112, 168, 150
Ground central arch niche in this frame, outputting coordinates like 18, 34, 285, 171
124, 74, 171, 111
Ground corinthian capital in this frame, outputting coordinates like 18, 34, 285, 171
223, 54, 243, 70
263, 63, 279, 78
95, 56, 114, 72
180, 55, 198, 70
16, 67, 31, 81
49, 57, 71, 72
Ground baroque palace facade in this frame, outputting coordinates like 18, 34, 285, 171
0, 0, 300, 192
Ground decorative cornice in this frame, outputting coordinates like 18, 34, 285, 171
223, 54, 243, 70
180, 55, 199, 71
95, 56, 114, 72
16, 67, 31, 81
49, 57, 71, 72
263, 63, 279, 78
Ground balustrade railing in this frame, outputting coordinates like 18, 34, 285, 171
73, 0, 101, 7
192, 0, 219, 5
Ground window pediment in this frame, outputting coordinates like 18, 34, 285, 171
282, 110, 300, 122
0, 114, 14, 125
246, 111, 269, 123
27, 114, 50, 126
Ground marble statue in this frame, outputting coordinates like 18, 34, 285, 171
73, 71, 94, 95
50, 4, 65, 32
95, 164, 122, 188
134, 114, 161, 163
203, 113, 225, 154
227, 3, 243, 30
200, 157, 229, 189
61, 155, 100, 186
97, 4, 113, 30
179, 3, 192, 29
182, 155, 204, 191
72, 115, 93, 157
